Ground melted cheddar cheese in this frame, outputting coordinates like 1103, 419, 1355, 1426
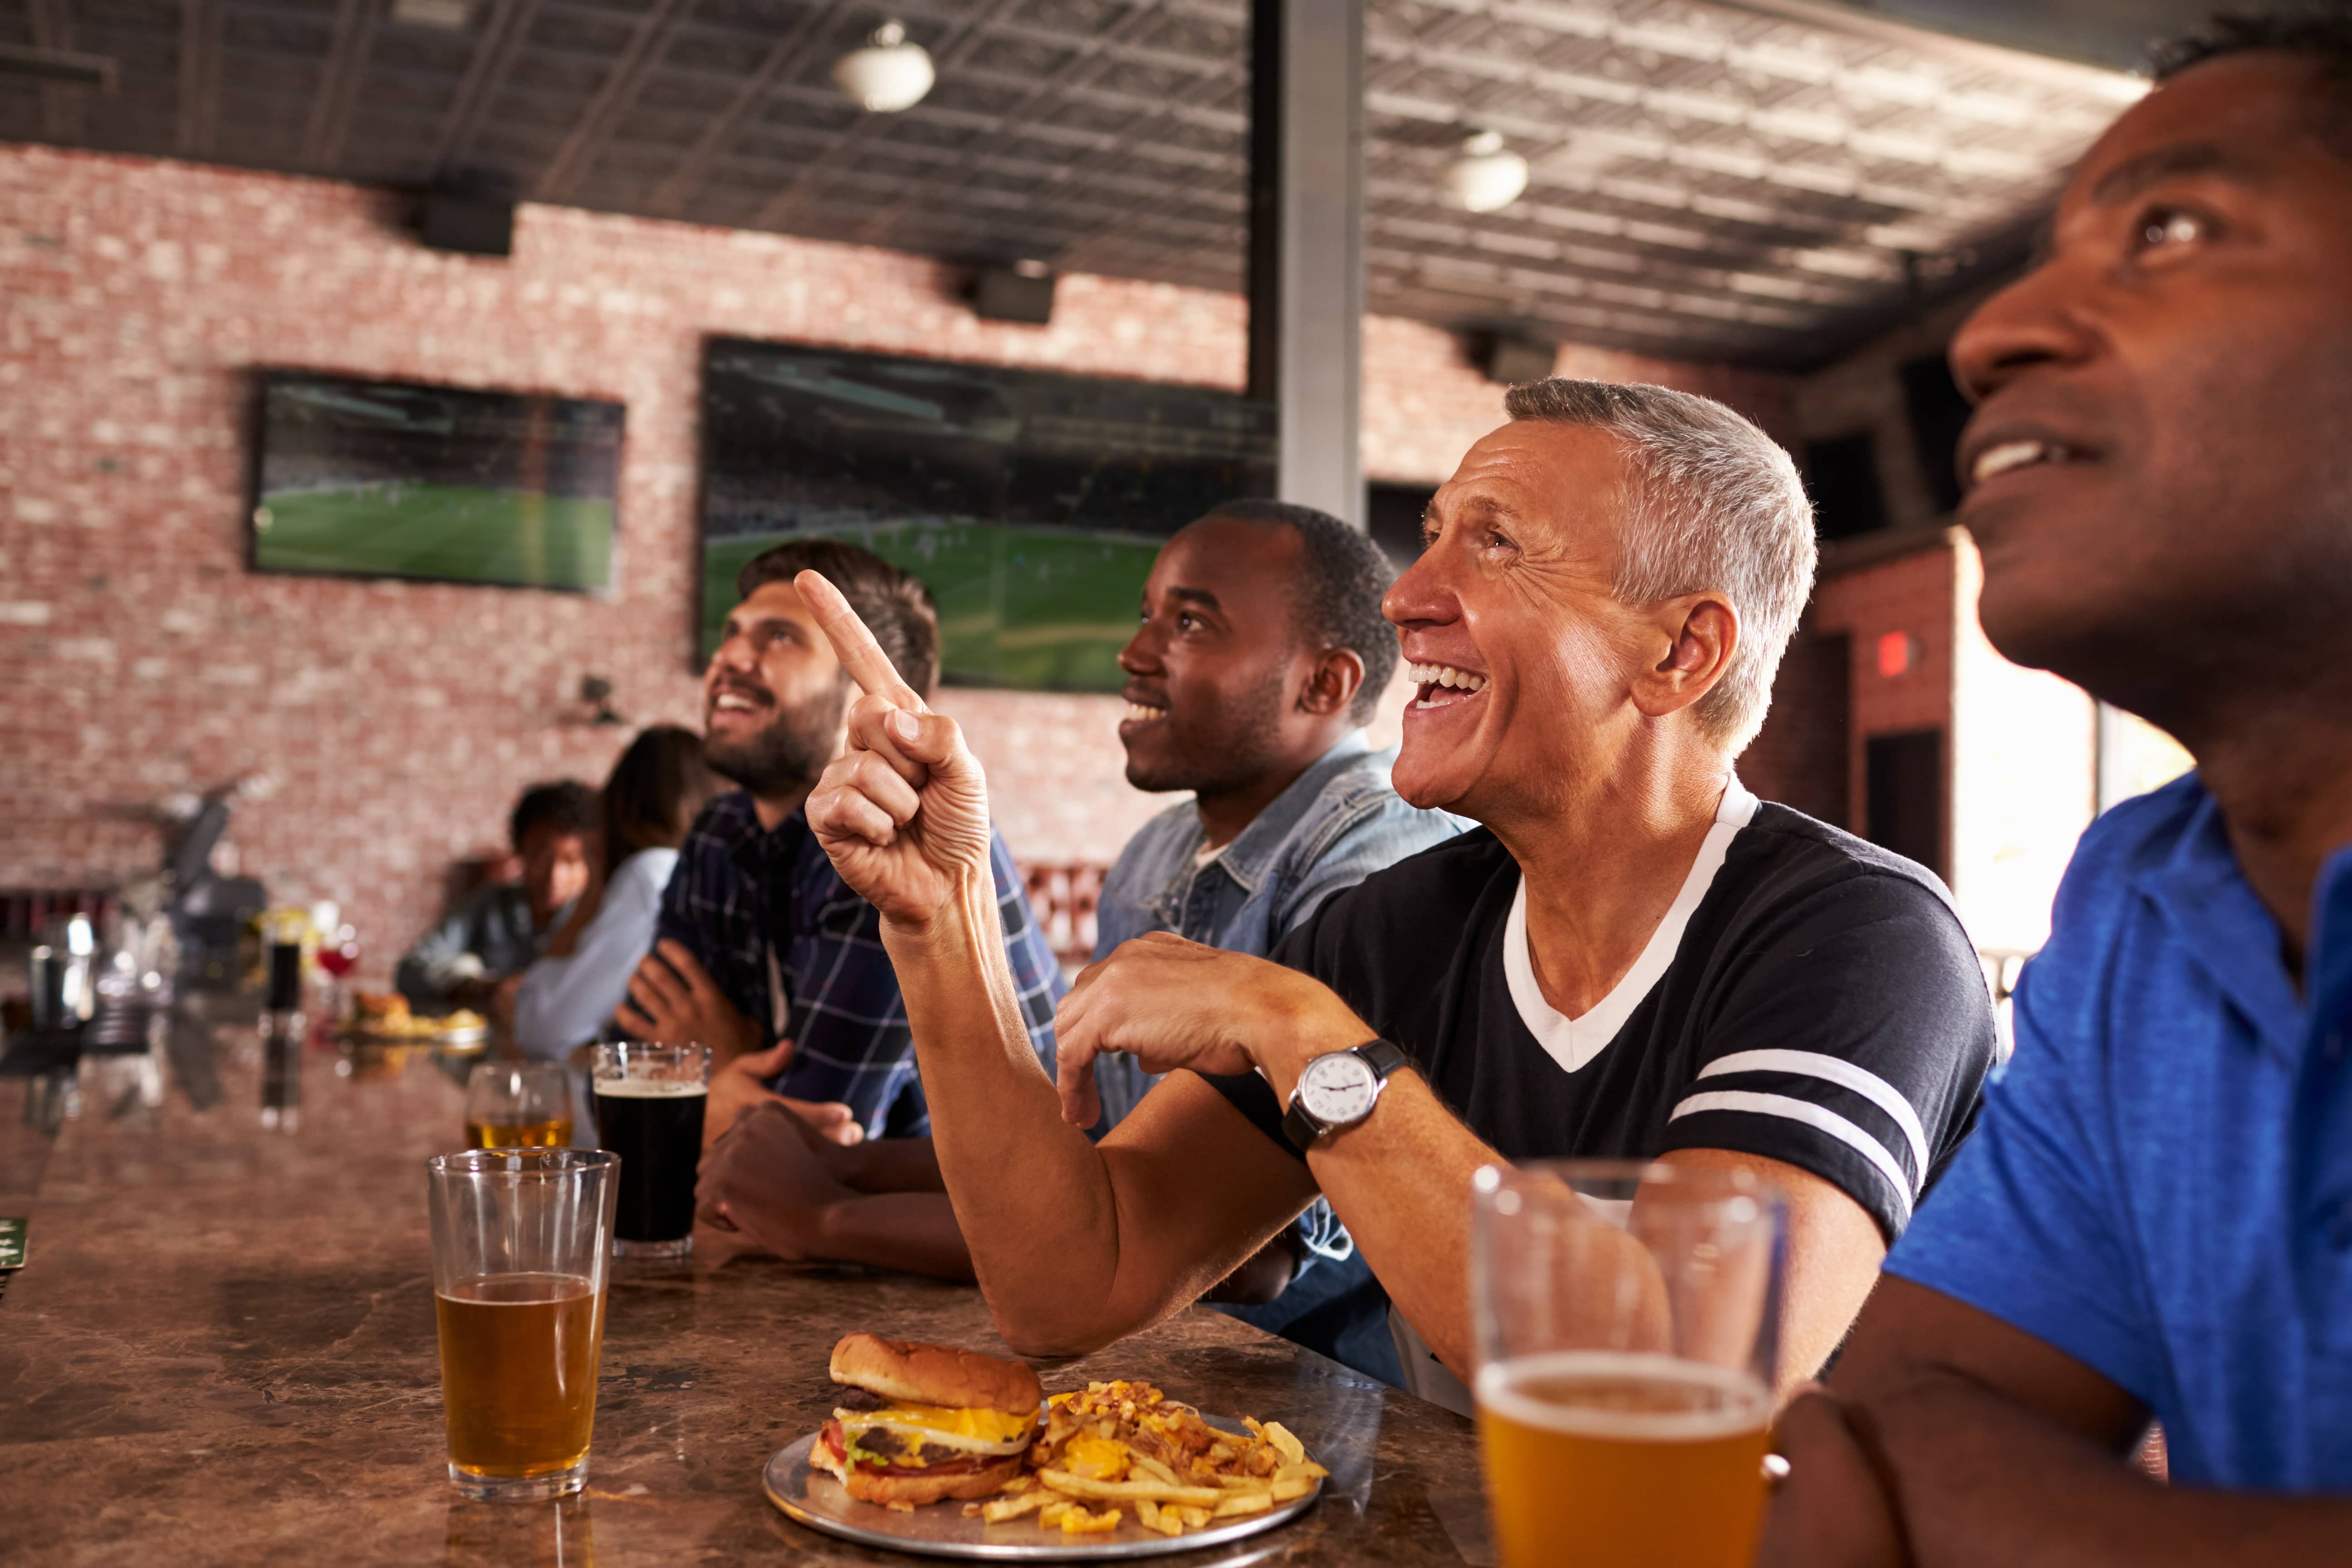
850, 1402, 1037, 1445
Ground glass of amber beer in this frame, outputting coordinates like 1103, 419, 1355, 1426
1471, 1160, 1786, 1568
426, 1147, 617, 1500
465, 1062, 576, 1149
591, 1042, 709, 1258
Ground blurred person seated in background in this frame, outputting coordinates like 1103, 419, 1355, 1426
1762, 20, 2352, 1566
696, 502, 1462, 1348
395, 779, 592, 1016
508, 725, 721, 1060
798, 378, 1998, 1400
617, 539, 1063, 1177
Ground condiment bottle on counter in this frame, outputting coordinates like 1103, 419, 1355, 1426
260, 936, 304, 1131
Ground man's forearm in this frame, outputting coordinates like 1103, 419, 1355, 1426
1303, 1073, 1511, 1379
879, 875, 1127, 1349
1862, 1369, 2352, 1567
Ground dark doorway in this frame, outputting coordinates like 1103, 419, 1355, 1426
1900, 355, 1974, 515
1804, 434, 1888, 541
1866, 728, 1946, 880
1367, 480, 1437, 569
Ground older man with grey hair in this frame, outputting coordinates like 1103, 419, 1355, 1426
797, 378, 1999, 1400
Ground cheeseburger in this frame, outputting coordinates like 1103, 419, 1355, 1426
812, 1334, 1042, 1505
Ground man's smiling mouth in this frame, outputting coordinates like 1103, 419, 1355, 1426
1407, 661, 1487, 711
709, 688, 769, 723
1970, 439, 2086, 486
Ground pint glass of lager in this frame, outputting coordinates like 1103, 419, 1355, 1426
1471, 1161, 1786, 1568
465, 1061, 577, 1149
426, 1147, 617, 1500
591, 1043, 708, 1258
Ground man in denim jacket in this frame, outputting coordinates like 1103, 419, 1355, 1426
1091, 501, 1464, 1378
695, 504, 1460, 1346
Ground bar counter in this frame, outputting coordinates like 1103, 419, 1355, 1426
0, 1036, 1492, 1566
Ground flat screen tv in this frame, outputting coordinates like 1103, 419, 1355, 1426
700, 338, 1277, 691
250, 371, 624, 593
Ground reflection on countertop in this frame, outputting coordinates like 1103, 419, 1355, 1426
0, 1027, 1488, 1568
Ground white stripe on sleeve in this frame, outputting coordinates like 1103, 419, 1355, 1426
1694, 1049, 1931, 1183
1667, 1089, 1915, 1225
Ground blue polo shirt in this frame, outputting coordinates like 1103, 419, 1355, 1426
1887, 772, 2352, 1490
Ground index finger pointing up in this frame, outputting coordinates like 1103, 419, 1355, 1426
795, 569, 927, 713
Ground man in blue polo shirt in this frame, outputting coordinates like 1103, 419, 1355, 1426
1762, 17, 2352, 1564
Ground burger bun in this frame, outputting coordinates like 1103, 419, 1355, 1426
829, 1334, 1042, 1414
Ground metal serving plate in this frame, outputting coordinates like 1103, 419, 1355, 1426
761, 1416, 1321, 1561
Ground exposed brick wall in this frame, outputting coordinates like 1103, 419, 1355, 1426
1360, 314, 1799, 482
0, 143, 1790, 978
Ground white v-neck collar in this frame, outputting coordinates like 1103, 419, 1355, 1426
1504, 776, 1760, 1077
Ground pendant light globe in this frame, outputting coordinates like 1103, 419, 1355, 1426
1447, 130, 1530, 214
832, 20, 935, 113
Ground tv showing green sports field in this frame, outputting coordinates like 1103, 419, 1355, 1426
700, 338, 1276, 691
250, 372, 623, 593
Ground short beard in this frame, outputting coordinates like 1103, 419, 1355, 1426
706, 681, 848, 802
1124, 668, 1290, 799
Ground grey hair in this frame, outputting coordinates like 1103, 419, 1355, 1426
1501, 377, 1816, 755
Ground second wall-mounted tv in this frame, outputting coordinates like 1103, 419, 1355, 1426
700, 338, 1276, 691
250, 371, 625, 593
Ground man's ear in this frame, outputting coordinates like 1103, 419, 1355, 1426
1298, 647, 1367, 718
1631, 593, 1738, 721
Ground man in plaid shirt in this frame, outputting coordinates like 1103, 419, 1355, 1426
617, 539, 1062, 1142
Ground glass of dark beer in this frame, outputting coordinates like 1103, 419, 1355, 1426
426, 1147, 617, 1500
591, 1042, 708, 1258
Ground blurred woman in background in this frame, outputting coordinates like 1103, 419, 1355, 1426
512, 725, 720, 1059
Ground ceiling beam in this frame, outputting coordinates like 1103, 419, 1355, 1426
427, 0, 541, 180
750, 0, 1031, 232
175, 0, 221, 155
848, 0, 1175, 249
26, 0, 83, 142
533, 0, 697, 204
647, 0, 877, 216
301, 0, 385, 170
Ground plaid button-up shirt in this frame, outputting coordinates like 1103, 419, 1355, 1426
654, 791, 1063, 1138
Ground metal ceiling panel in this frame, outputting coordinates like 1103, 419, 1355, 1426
0, 0, 2146, 366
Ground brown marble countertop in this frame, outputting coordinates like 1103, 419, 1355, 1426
0, 1039, 1491, 1567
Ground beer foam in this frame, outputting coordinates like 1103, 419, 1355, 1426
1475, 1351, 1769, 1442
591, 1077, 709, 1098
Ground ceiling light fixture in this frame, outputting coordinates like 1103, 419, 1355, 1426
832, 20, 934, 113
1446, 131, 1529, 215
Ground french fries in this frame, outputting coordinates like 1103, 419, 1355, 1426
1038, 1469, 1225, 1507
976, 1490, 1053, 1524
1003, 1379, 1325, 1541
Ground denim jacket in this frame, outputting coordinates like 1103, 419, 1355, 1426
1088, 730, 1465, 1381
1092, 730, 1468, 1000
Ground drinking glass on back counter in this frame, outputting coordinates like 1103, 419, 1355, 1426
426, 1148, 616, 1500
590, 1043, 707, 1258
1471, 1161, 1786, 1568
466, 1062, 575, 1148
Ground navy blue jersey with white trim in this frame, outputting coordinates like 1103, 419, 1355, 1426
1202, 799, 1994, 1245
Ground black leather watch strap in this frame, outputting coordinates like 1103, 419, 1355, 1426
1282, 1038, 1412, 1152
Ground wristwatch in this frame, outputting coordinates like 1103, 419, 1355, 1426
1282, 1039, 1412, 1152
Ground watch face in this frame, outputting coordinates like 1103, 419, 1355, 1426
1301, 1053, 1379, 1125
